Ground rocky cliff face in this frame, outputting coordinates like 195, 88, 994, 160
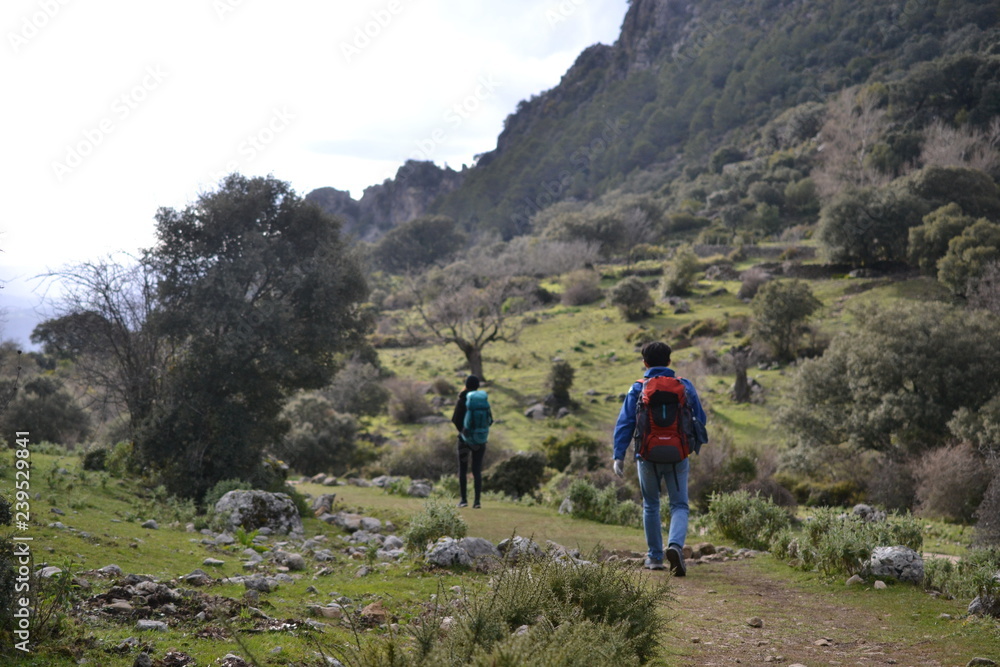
306, 160, 463, 241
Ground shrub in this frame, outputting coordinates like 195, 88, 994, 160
741, 477, 797, 509
335, 549, 671, 665
924, 547, 1000, 600
707, 490, 792, 551
404, 499, 467, 553
975, 473, 1000, 547
105, 441, 138, 479
609, 276, 654, 321
484, 451, 547, 499
566, 479, 641, 528
737, 267, 771, 300
792, 508, 923, 577
323, 360, 390, 417
277, 392, 359, 475
81, 448, 107, 471
661, 246, 701, 296
561, 270, 604, 306
688, 433, 757, 511
385, 377, 437, 424
541, 433, 601, 472
912, 443, 992, 523
547, 360, 575, 404
864, 455, 916, 512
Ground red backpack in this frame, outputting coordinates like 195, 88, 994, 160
633, 376, 691, 464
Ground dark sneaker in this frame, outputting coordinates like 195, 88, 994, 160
473, 503, 481, 509
458, 501, 468, 508
644, 557, 665, 571
666, 545, 686, 577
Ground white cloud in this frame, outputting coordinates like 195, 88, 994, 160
1, 0, 628, 345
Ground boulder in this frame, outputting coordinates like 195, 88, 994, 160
867, 546, 924, 584
969, 586, 1000, 618
311, 494, 337, 516
524, 403, 548, 420
426, 537, 473, 568
497, 536, 544, 562
214, 490, 303, 535
408, 480, 432, 497
458, 537, 501, 562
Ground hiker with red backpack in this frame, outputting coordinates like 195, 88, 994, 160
613, 341, 708, 575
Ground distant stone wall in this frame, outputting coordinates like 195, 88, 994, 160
693, 244, 817, 260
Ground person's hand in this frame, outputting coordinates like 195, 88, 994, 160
613, 459, 624, 478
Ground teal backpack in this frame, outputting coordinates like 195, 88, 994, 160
462, 390, 493, 448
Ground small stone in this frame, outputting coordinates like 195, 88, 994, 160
846, 574, 864, 586
939, 613, 953, 620
106, 601, 133, 613
874, 580, 888, 590
814, 638, 832, 646
440, 616, 455, 630
691, 637, 701, 643
37, 566, 63, 578
967, 659, 997, 667
141, 519, 158, 530
133, 654, 153, 667
136, 619, 168, 632
747, 617, 764, 628
51, 508, 65, 516
203, 558, 225, 567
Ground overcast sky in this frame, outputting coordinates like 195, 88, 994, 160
1, 0, 629, 345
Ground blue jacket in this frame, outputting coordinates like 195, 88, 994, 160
613, 367, 707, 461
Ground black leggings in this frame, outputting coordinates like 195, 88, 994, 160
457, 438, 485, 504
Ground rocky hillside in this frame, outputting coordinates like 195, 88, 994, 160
309, 0, 1000, 241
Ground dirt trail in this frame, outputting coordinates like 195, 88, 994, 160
651, 557, 988, 667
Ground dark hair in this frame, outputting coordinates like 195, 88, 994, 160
641, 341, 672, 367
465, 375, 481, 390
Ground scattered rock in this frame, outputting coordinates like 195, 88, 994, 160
852, 504, 887, 522
524, 403, 547, 420
133, 653, 153, 667
846, 575, 864, 586
203, 558, 225, 567
497, 536, 544, 562
459, 537, 501, 562
426, 537, 473, 568
814, 638, 832, 646
136, 619, 168, 632
969, 592, 1000, 618
37, 566, 63, 578
213, 490, 304, 535
747, 617, 764, 628
408, 480, 432, 497
311, 494, 337, 516
968, 659, 998, 667
874, 580, 888, 590
867, 546, 924, 584
140, 519, 158, 530
180, 569, 213, 586
361, 600, 388, 624
98, 564, 124, 577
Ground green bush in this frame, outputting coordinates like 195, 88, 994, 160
105, 441, 138, 479
404, 499, 468, 553
541, 433, 601, 472
81, 448, 107, 471
707, 490, 792, 551
566, 479, 641, 528
484, 451, 547, 499
609, 276, 654, 321
925, 548, 1000, 600
333, 549, 671, 665
790, 508, 924, 577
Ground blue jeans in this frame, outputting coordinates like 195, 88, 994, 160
637, 458, 689, 561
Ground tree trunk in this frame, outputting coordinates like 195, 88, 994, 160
465, 346, 485, 382
730, 347, 752, 403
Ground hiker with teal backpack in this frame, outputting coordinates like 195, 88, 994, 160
451, 375, 492, 508
613, 341, 708, 575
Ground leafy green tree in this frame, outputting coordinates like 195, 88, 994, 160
610, 276, 654, 321
0, 377, 90, 446
817, 186, 927, 265
907, 203, 976, 273
937, 219, 1000, 295
370, 215, 466, 274
781, 302, 1000, 455
750, 279, 821, 360
141, 174, 372, 499
547, 359, 575, 406
661, 245, 701, 296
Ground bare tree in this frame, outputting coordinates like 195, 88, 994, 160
969, 260, 1000, 315
621, 207, 653, 269
411, 276, 523, 381
921, 118, 1000, 175
34, 254, 168, 435
814, 87, 891, 197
